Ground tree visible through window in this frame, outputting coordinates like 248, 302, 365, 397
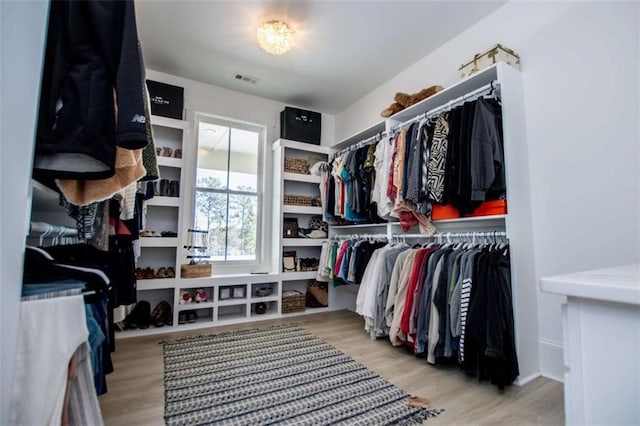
194, 116, 262, 262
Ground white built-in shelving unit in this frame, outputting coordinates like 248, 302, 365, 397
328, 62, 538, 385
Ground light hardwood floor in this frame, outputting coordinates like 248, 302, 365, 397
99, 310, 564, 425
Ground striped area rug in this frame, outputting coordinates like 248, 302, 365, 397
163, 323, 441, 425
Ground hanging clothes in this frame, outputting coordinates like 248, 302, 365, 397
354, 237, 518, 388
34, 0, 149, 181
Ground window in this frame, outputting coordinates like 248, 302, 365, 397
193, 115, 264, 264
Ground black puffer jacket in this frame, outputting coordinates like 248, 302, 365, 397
34, 0, 148, 181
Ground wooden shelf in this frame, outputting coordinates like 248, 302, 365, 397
283, 172, 320, 184
150, 115, 188, 130
281, 238, 326, 247
146, 196, 180, 207
139, 237, 179, 247
331, 223, 388, 229
217, 299, 248, 307
156, 156, 183, 168
177, 302, 215, 311
250, 295, 279, 303
282, 205, 323, 214
280, 271, 317, 281
137, 278, 179, 290
388, 63, 499, 124
272, 139, 332, 155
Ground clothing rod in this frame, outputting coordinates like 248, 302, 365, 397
392, 80, 500, 133
332, 231, 507, 240
29, 221, 78, 236
332, 131, 387, 159
399, 231, 507, 239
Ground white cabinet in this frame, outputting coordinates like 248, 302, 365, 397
541, 264, 640, 426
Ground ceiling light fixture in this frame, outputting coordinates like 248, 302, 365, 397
256, 20, 295, 56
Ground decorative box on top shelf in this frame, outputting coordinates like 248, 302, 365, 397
459, 44, 520, 79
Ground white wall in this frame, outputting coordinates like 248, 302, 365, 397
146, 70, 335, 273
0, 0, 49, 421
335, 1, 640, 380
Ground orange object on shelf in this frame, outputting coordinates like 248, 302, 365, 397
468, 200, 508, 217
432, 204, 460, 220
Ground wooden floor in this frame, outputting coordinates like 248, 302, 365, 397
99, 310, 564, 425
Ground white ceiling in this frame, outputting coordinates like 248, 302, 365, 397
136, 1, 504, 114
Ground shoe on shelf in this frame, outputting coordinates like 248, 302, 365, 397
135, 267, 143, 280
151, 231, 162, 237
174, 149, 182, 159
161, 231, 178, 237
140, 230, 152, 237
143, 267, 155, 280
151, 301, 171, 327
124, 301, 151, 329
166, 267, 176, 278
179, 290, 192, 304
186, 311, 198, 323
178, 311, 187, 325
156, 267, 167, 279
162, 147, 173, 157
194, 288, 207, 303
164, 303, 173, 326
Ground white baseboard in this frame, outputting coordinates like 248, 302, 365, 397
515, 372, 541, 386
539, 338, 564, 382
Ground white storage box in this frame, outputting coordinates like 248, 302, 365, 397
459, 44, 520, 79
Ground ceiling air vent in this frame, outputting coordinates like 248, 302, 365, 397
234, 73, 260, 84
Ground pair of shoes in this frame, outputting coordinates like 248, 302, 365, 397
143, 267, 155, 280
155, 266, 175, 279
123, 301, 151, 329
154, 179, 180, 197
179, 289, 207, 304
174, 149, 182, 159
178, 310, 198, 324
150, 301, 173, 327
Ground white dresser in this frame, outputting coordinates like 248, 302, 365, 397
541, 264, 640, 426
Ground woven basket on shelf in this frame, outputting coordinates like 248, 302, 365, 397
284, 157, 310, 174
282, 291, 306, 313
283, 194, 313, 206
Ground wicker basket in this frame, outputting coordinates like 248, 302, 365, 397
284, 157, 310, 174
181, 263, 212, 278
282, 290, 306, 313
283, 194, 313, 206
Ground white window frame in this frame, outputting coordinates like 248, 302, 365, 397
190, 113, 267, 273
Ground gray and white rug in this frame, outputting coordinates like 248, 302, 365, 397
163, 323, 441, 425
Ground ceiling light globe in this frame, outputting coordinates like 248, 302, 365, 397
256, 20, 295, 56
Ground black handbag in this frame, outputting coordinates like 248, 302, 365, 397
280, 107, 321, 145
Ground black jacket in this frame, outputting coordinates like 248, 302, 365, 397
34, 0, 148, 181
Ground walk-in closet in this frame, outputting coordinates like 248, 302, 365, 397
2, 1, 638, 425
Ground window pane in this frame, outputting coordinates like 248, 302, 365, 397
226, 194, 258, 261
228, 128, 258, 192
194, 191, 228, 261
197, 122, 229, 189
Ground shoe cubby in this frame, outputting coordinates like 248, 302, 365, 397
250, 300, 278, 317
177, 307, 213, 326
217, 304, 248, 323
152, 124, 184, 156
250, 282, 279, 301
137, 247, 177, 280
137, 288, 175, 324
177, 286, 213, 309
144, 206, 179, 236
